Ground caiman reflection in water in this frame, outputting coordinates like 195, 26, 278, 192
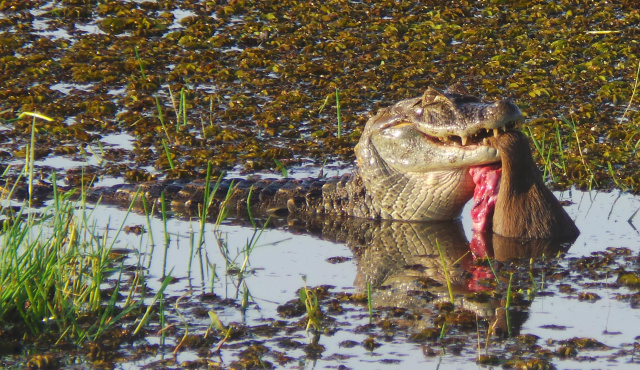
289, 216, 574, 338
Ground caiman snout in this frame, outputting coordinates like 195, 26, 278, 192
356, 85, 517, 221
410, 87, 523, 146
490, 100, 523, 125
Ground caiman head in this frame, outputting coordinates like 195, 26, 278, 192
355, 84, 522, 221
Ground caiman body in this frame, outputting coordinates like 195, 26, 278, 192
9, 85, 578, 240
1, 86, 579, 339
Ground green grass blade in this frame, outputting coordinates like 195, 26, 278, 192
335, 89, 342, 138
133, 272, 174, 335
435, 239, 454, 305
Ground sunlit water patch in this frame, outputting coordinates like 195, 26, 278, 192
35, 154, 100, 170
74, 22, 106, 35
30, 132, 139, 172
169, 9, 197, 29
100, 132, 137, 151
50, 83, 95, 95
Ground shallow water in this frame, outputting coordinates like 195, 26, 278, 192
70, 182, 640, 370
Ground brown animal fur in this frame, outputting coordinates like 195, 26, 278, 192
489, 131, 579, 240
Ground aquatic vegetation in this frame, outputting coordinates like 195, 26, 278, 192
1, 187, 638, 368
0, 176, 169, 345
0, 1, 639, 190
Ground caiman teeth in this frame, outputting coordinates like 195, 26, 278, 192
430, 123, 517, 146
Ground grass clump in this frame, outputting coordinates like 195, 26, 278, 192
300, 277, 323, 335
0, 174, 166, 346
0, 112, 167, 346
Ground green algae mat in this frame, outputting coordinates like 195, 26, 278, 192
1, 0, 639, 190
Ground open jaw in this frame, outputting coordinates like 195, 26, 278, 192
420, 125, 512, 234
415, 124, 520, 233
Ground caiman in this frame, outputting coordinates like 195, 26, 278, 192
5, 84, 579, 240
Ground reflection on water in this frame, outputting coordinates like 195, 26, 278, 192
67, 184, 640, 368
286, 216, 574, 339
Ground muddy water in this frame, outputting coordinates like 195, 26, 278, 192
79, 179, 640, 370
